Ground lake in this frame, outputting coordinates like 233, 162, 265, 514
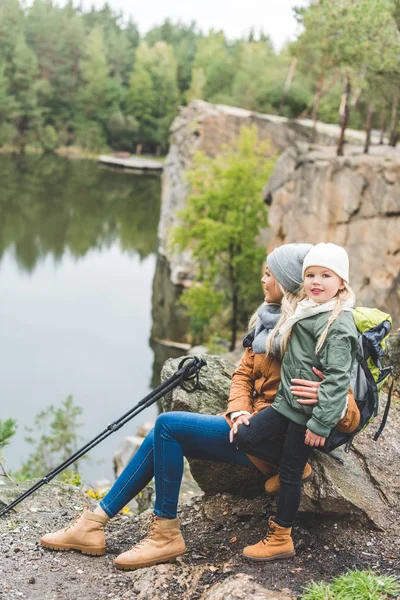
0, 153, 163, 485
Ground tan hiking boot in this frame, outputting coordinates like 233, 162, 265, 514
264, 463, 313, 496
114, 514, 186, 571
243, 516, 295, 561
40, 508, 108, 556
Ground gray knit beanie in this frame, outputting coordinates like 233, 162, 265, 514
267, 243, 313, 292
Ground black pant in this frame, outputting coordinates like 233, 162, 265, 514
234, 406, 313, 527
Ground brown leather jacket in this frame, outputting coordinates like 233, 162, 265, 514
223, 347, 360, 474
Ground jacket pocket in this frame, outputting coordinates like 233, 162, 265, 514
289, 368, 316, 414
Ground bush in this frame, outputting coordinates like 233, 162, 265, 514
37, 125, 59, 152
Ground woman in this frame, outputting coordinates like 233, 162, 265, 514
40, 243, 358, 570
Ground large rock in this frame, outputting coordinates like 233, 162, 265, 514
161, 356, 400, 530
201, 574, 295, 600
264, 143, 400, 327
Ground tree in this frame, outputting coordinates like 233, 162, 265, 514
77, 26, 116, 126
171, 126, 275, 351
0, 418, 17, 479
295, 0, 400, 155
9, 34, 41, 152
18, 395, 84, 479
186, 67, 206, 103
126, 41, 179, 153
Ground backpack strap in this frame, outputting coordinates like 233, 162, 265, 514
373, 368, 394, 441
242, 328, 255, 349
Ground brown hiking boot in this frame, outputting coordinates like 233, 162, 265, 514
243, 516, 295, 561
264, 463, 312, 496
40, 508, 108, 556
114, 514, 186, 571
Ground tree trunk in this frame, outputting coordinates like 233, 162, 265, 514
136, 143, 142, 155
279, 57, 298, 116
156, 144, 161, 157
296, 71, 339, 120
228, 247, 238, 352
337, 74, 351, 157
311, 75, 324, 142
389, 91, 398, 146
364, 100, 374, 154
379, 110, 386, 144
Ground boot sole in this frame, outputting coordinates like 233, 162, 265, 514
243, 550, 296, 561
40, 540, 105, 556
265, 474, 313, 496
114, 550, 186, 571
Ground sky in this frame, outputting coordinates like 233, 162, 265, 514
85, 0, 310, 50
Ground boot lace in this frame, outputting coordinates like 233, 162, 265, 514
63, 512, 82, 531
261, 521, 275, 545
129, 513, 157, 552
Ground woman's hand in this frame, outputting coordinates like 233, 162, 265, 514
229, 411, 258, 443
305, 428, 326, 447
291, 367, 324, 405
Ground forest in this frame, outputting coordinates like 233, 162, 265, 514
1, 0, 400, 155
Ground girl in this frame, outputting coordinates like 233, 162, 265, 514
234, 242, 359, 561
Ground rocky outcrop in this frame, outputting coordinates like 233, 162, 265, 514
159, 100, 351, 288
264, 143, 400, 326
161, 356, 400, 531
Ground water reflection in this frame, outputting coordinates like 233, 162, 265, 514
0, 153, 162, 483
0, 153, 161, 271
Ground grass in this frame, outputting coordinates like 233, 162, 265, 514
301, 570, 400, 600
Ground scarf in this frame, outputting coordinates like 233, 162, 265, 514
251, 303, 281, 354
279, 297, 355, 336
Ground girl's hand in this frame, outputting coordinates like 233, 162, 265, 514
305, 428, 326, 447
229, 411, 258, 443
291, 367, 324, 405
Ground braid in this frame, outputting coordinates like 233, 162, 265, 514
315, 282, 356, 354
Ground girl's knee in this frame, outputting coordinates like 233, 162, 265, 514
233, 425, 252, 452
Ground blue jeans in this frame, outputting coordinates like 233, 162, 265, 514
100, 412, 257, 519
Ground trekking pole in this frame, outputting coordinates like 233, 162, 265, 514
0, 356, 207, 518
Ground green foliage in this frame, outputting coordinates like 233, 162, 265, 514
37, 125, 59, 152
60, 471, 83, 487
1, 2, 399, 154
301, 569, 400, 600
0, 419, 17, 451
171, 126, 275, 349
18, 395, 84, 480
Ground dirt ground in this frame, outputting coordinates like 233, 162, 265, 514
0, 482, 399, 600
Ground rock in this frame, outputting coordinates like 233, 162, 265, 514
126, 564, 176, 599
264, 142, 400, 327
385, 331, 400, 394
0, 480, 89, 516
161, 355, 400, 530
201, 574, 295, 600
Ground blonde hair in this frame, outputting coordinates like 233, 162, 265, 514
315, 282, 355, 353
266, 282, 306, 357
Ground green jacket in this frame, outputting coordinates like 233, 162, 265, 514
272, 310, 358, 437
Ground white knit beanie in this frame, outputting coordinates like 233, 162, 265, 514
302, 243, 350, 283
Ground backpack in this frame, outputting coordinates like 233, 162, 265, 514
322, 307, 393, 455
